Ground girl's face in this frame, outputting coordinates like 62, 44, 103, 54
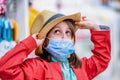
44, 21, 72, 46
47, 21, 72, 39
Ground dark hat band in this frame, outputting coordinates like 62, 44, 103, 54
42, 13, 64, 28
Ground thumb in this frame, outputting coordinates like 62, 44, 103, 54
75, 21, 84, 26
32, 33, 45, 46
36, 39, 44, 46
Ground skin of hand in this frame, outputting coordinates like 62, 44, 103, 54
32, 33, 44, 46
75, 16, 100, 30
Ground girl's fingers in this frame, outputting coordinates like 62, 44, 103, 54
81, 16, 87, 21
75, 22, 85, 29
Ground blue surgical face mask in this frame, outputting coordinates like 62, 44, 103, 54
44, 38, 75, 62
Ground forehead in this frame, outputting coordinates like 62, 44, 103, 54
54, 21, 69, 28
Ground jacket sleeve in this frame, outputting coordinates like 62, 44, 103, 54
0, 36, 37, 79
82, 30, 111, 79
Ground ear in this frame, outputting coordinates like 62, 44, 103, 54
43, 38, 50, 47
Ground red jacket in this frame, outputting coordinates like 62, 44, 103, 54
0, 30, 111, 80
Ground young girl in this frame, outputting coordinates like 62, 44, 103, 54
0, 10, 111, 80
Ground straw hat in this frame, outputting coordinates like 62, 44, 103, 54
31, 10, 81, 55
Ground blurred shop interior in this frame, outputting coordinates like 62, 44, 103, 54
0, 0, 120, 80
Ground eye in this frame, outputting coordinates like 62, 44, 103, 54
54, 30, 61, 35
66, 30, 72, 36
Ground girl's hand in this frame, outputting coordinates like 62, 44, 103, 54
32, 33, 44, 46
75, 16, 100, 30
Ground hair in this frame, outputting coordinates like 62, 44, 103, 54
37, 19, 82, 68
